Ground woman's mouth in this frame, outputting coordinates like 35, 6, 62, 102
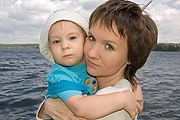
87, 59, 99, 68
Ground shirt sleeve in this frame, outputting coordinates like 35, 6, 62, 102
57, 90, 82, 103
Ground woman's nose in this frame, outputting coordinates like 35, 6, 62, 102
88, 45, 100, 59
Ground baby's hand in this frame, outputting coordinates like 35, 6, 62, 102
133, 84, 144, 114
123, 90, 139, 120
136, 95, 143, 115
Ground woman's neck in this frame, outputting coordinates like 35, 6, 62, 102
97, 72, 125, 89
95, 62, 127, 89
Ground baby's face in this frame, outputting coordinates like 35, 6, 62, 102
48, 21, 86, 66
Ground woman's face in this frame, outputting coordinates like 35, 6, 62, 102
84, 21, 129, 81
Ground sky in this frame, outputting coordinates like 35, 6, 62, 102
0, 0, 180, 44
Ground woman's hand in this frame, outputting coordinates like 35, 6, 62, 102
44, 98, 86, 120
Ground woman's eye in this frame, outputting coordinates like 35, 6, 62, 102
53, 40, 60, 44
106, 44, 113, 50
89, 36, 95, 41
70, 36, 76, 40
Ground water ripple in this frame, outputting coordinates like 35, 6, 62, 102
0, 49, 180, 120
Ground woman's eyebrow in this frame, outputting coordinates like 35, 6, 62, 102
88, 31, 93, 36
88, 31, 120, 45
104, 40, 119, 46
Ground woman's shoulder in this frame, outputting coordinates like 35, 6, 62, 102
96, 79, 132, 95
114, 79, 132, 92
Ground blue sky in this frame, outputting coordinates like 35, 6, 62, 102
0, 0, 180, 44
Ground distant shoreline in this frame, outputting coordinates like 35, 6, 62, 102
152, 43, 180, 52
0, 44, 39, 49
0, 43, 180, 51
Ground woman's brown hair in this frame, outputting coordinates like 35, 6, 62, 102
89, 0, 158, 87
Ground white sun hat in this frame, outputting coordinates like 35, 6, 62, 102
39, 9, 89, 63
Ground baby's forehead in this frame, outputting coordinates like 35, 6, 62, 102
52, 20, 75, 26
49, 20, 87, 36
50, 20, 82, 31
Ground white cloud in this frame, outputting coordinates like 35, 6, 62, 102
0, 0, 77, 44
147, 1, 180, 43
175, 0, 180, 6
0, 0, 180, 44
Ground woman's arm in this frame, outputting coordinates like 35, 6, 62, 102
37, 98, 81, 120
37, 99, 51, 119
66, 90, 138, 120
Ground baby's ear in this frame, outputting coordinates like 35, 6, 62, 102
48, 46, 52, 53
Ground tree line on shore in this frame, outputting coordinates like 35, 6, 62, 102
0, 43, 180, 51
0, 44, 39, 49
153, 43, 180, 51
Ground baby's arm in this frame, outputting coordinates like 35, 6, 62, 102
66, 90, 138, 120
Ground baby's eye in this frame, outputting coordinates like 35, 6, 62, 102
53, 40, 60, 44
88, 36, 95, 41
106, 44, 113, 50
70, 36, 76, 40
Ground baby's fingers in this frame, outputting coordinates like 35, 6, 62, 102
135, 96, 143, 114
130, 105, 138, 120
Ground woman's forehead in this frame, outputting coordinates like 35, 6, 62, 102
91, 20, 122, 37
90, 21, 126, 41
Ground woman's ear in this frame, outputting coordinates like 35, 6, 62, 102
48, 46, 52, 53
126, 61, 132, 66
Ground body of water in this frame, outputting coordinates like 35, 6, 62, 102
0, 48, 180, 120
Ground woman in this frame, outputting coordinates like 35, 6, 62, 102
37, 0, 157, 119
